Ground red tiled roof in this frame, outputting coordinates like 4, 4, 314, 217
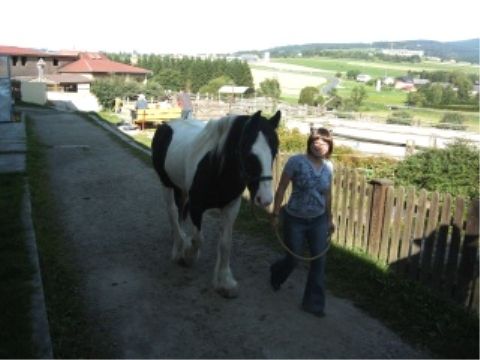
59, 52, 151, 75
0, 45, 48, 57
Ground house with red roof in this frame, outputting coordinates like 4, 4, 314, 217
0, 45, 151, 93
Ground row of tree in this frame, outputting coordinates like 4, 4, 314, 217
407, 84, 478, 109
108, 53, 254, 93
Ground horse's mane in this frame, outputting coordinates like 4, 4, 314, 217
192, 115, 238, 157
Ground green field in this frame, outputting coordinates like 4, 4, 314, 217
276, 57, 479, 77
268, 57, 479, 131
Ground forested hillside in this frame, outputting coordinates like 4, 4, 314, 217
239, 39, 479, 64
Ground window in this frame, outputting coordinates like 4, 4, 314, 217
21, 56, 27, 66
64, 84, 78, 92
53, 58, 59, 66
12, 56, 18, 66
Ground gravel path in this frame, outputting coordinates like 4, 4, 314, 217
29, 109, 429, 358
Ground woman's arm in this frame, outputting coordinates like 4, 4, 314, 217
325, 186, 335, 234
272, 169, 291, 216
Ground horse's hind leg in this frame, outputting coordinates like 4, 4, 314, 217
163, 187, 191, 265
213, 197, 241, 298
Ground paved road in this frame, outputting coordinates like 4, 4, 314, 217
26, 108, 429, 358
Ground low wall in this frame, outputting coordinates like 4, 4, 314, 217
21, 82, 47, 105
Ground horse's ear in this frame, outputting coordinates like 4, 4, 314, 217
270, 110, 281, 129
247, 111, 262, 131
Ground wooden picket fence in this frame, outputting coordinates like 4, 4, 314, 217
273, 153, 479, 312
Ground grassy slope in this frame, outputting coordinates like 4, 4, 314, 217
0, 174, 36, 358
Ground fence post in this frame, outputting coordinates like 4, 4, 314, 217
456, 198, 479, 309
367, 179, 394, 259
405, 139, 415, 156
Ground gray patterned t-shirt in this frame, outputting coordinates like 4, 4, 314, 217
283, 154, 333, 218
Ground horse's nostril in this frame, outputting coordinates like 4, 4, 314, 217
255, 196, 271, 207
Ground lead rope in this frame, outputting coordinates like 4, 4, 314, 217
250, 202, 330, 261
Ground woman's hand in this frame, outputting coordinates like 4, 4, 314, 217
270, 213, 280, 228
328, 219, 336, 235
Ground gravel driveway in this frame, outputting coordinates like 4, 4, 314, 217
28, 109, 429, 358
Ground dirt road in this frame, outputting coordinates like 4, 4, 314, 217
28, 109, 429, 358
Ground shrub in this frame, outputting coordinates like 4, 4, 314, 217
277, 127, 306, 153
298, 86, 320, 106
434, 112, 467, 130
441, 112, 466, 124
386, 111, 413, 126
394, 139, 479, 199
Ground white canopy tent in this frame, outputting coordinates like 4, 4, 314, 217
218, 85, 250, 95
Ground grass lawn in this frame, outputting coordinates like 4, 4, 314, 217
0, 173, 37, 358
276, 57, 479, 77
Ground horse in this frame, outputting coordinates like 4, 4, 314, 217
151, 110, 281, 298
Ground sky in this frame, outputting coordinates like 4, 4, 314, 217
2, 0, 479, 55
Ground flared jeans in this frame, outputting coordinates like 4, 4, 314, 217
270, 210, 329, 313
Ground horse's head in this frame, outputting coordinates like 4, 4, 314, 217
239, 110, 281, 207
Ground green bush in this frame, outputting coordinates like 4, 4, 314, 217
332, 145, 397, 180
277, 127, 306, 153
277, 127, 398, 179
433, 123, 467, 131
394, 139, 479, 199
386, 110, 413, 126
441, 112, 466, 124
434, 112, 467, 130
91, 77, 142, 110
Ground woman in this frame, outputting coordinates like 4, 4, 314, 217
270, 127, 335, 317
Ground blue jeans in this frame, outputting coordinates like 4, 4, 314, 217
181, 109, 192, 120
270, 210, 329, 313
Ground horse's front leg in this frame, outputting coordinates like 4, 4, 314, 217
163, 187, 190, 265
213, 197, 241, 298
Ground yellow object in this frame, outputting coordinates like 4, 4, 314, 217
134, 107, 182, 129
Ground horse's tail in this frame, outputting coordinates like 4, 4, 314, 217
151, 123, 175, 187
152, 123, 189, 221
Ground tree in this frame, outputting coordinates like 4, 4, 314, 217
259, 78, 281, 100
349, 86, 368, 108
198, 76, 234, 97
407, 91, 426, 106
425, 84, 444, 106
451, 72, 472, 102
154, 69, 183, 91
90, 77, 141, 109
346, 69, 361, 80
441, 85, 457, 105
144, 81, 165, 100
298, 86, 320, 106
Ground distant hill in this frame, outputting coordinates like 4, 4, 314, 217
238, 39, 479, 64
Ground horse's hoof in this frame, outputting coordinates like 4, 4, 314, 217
216, 286, 239, 299
182, 247, 199, 266
175, 258, 190, 267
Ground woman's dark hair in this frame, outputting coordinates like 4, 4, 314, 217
307, 127, 333, 159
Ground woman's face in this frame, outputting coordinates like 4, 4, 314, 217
310, 138, 330, 158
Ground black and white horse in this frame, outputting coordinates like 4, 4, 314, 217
152, 111, 280, 298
